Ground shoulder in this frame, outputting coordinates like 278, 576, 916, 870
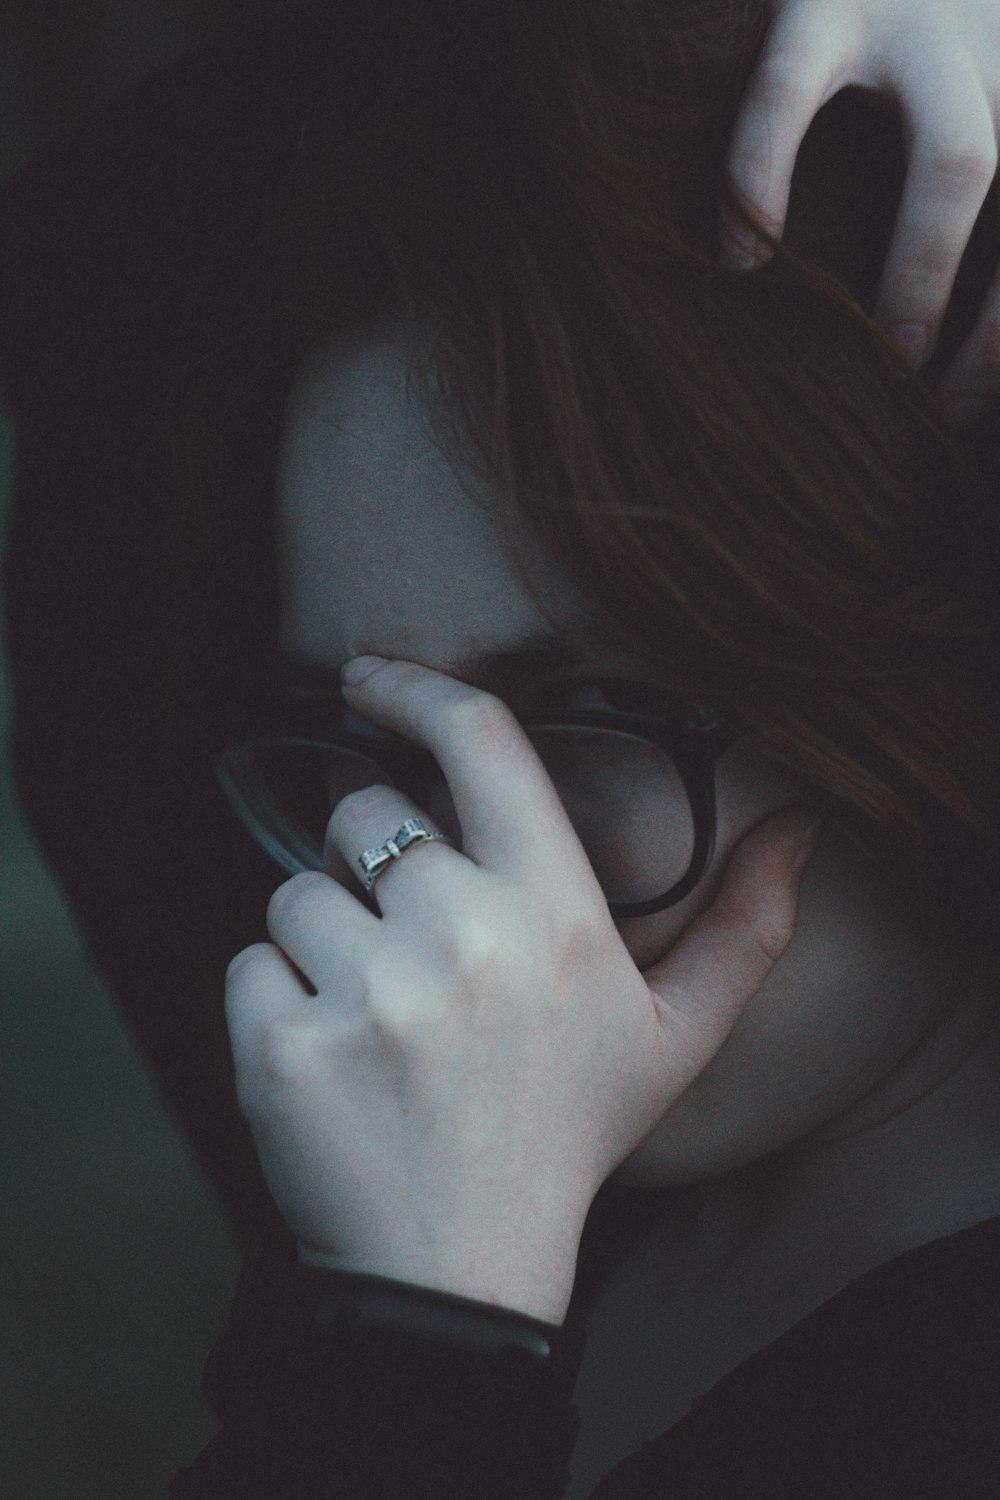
601, 1218, 1000, 1499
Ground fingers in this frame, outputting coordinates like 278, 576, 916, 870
723, 3, 1000, 384
323, 782, 458, 913
264, 870, 379, 989
339, 656, 603, 897
228, 791, 456, 1081
644, 807, 818, 1066
225, 940, 314, 1084
874, 51, 997, 368
722, 0, 855, 269
938, 248, 1000, 429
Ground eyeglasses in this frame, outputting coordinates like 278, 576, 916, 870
215, 690, 736, 919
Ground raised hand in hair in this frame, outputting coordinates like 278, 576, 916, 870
722, 0, 1000, 429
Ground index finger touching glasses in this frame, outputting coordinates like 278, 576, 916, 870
338, 655, 608, 903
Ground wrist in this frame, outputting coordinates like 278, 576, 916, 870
295, 1242, 575, 1327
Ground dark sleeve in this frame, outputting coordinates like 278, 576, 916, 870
169, 1239, 587, 1500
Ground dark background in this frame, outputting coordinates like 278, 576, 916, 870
0, 6, 243, 1494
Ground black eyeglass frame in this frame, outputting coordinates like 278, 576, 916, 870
216, 699, 738, 919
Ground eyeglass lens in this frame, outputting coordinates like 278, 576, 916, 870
231, 729, 695, 906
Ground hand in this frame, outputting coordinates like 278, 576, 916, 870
225, 657, 817, 1325
722, 0, 1000, 427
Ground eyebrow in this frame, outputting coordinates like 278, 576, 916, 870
453, 631, 606, 703
276, 627, 609, 712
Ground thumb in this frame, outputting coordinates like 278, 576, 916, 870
645, 806, 820, 1072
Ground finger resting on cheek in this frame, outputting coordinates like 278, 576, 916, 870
647, 807, 817, 1040
725, 806, 820, 885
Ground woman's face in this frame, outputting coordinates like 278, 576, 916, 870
275, 327, 946, 1187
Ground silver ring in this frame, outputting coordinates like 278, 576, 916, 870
358, 818, 447, 893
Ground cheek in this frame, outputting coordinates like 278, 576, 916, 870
613, 747, 796, 972
615, 832, 936, 1183
614, 880, 718, 973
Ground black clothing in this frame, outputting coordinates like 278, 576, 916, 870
169, 1214, 1000, 1498
171, 1241, 586, 1500
2, 8, 999, 1498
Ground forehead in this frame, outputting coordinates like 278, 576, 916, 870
276, 327, 583, 674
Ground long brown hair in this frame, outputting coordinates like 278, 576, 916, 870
176, 0, 999, 931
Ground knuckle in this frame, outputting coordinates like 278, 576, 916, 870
257, 1016, 316, 1092
925, 141, 997, 196
417, 889, 524, 994
364, 968, 439, 1038
367, 990, 423, 1037
328, 783, 396, 832
233, 1016, 316, 1117
750, 52, 814, 119
353, 942, 428, 1019
433, 906, 505, 976
265, 871, 323, 928
715, 859, 796, 967
225, 942, 271, 990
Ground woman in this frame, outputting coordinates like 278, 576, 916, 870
1, 1, 998, 1495
171, 1, 1000, 1493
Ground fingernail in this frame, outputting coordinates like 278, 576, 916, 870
341, 655, 387, 686
793, 818, 823, 874
886, 322, 929, 369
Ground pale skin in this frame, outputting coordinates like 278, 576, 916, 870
230, 332, 822, 1327
226, 334, 1000, 1380
723, 0, 1000, 427
221, 0, 1000, 1483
